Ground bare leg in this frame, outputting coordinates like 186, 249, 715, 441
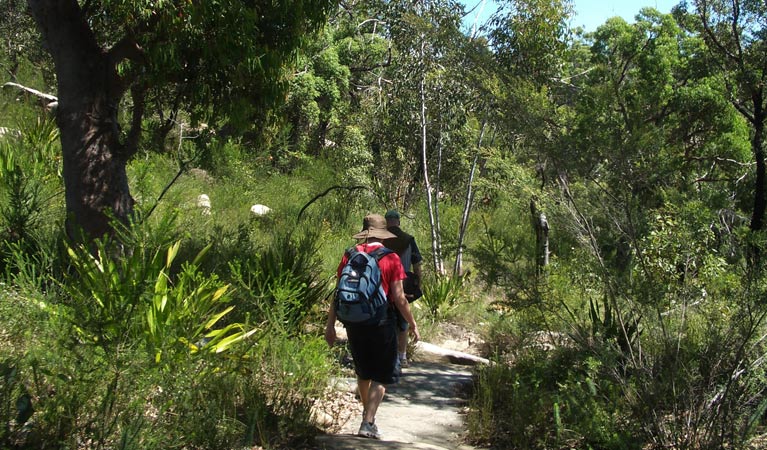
357, 378, 372, 413
363, 381, 386, 423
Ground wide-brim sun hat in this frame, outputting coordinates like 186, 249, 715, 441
353, 213, 397, 240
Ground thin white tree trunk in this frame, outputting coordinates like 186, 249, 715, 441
421, 40, 444, 276
455, 120, 487, 276
434, 123, 444, 271
530, 198, 550, 274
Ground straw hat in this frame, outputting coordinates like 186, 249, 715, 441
352, 214, 397, 240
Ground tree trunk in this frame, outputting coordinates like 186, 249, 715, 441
420, 40, 444, 276
530, 198, 549, 274
747, 95, 766, 265
29, 0, 134, 241
434, 126, 444, 272
750, 100, 765, 233
454, 120, 486, 276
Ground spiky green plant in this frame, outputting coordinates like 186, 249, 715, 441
63, 236, 257, 363
228, 227, 330, 336
420, 274, 468, 321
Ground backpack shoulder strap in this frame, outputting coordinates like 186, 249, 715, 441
368, 247, 393, 304
370, 247, 394, 261
344, 246, 363, 261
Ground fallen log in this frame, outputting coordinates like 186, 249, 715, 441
332, 323, 489, 366
415, 341, 490, 366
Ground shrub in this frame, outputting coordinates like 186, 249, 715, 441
228, 226, 330, 336
469, 345, 639, 450
420, 273, 469, 321
0, 219, 342, 449
0, 117, 63, 283
471, 189, 767, 450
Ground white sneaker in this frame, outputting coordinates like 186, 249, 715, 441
358, 420, 381, 439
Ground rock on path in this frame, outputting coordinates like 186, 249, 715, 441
314, 344, 485, 450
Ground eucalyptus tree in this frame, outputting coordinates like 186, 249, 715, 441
485, 0, 571, 193
566, 10, 747, 273
450, 37, 503, 276
529, 13, 752, 448
681, 0, 767, 237
476, 6, 746, 300
305, 0, 497, 275
574, 12, 763, 448
278, 28, 351, 168
489, 0, 572, 86
319, 0, 392, 185
413, 1, 479, 276
358, 0, 474, 276
481, 0, 572, 278
331, 0, 393, 114
26, 0, 336, 241
487, 0, 573, 170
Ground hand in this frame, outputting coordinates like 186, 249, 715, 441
409, 324, 420, 344
324, 324, 336, 347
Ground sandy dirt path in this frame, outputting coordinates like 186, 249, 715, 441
314, 346, 485, 450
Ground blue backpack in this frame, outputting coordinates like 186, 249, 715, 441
335, 247, 393, 326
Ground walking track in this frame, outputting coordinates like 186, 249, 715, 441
314, 343, 486, 450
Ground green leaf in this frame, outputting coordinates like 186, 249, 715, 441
204, 305, 234, 330
211, 285, 229, 302
166, 241, 181, 267
211, 328, 259, 353
192, 243, 213, 266
146, 308, 156, 335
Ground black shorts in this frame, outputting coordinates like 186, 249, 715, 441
345, 311, 400, 384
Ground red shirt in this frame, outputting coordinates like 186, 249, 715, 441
336, 242, 406, 301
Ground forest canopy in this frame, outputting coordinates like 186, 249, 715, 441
1, 0, 767, 449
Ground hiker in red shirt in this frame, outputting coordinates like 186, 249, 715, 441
325, 214, 420, 440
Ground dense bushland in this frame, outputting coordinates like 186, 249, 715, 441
3, 0, 767, 449
468, 190, 767, 450
0, 143, 339, 448
0, 106, 472, 449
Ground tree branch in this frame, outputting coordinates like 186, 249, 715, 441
2, 82, 58, 109
697, 0, 741, 66
142, 138, 204, 222
685, 155, 753, 166
357, 18, 387, 31
350, 47, 392, 73
121, 83, 147, 159
107, 35, 145, 68
732, 96, 756, 124
297, 185, 369, 221
694, 175, 746, 183
142, 165, 186, 222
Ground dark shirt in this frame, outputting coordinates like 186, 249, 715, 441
384, 226, 423, 273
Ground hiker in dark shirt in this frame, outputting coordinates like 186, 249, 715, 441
325, 213, 420, 440
383, 209, 423, 368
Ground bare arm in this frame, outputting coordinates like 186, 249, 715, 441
390, 279, 420, 343
325, 295, 337, 346
413, 262, 423, 286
